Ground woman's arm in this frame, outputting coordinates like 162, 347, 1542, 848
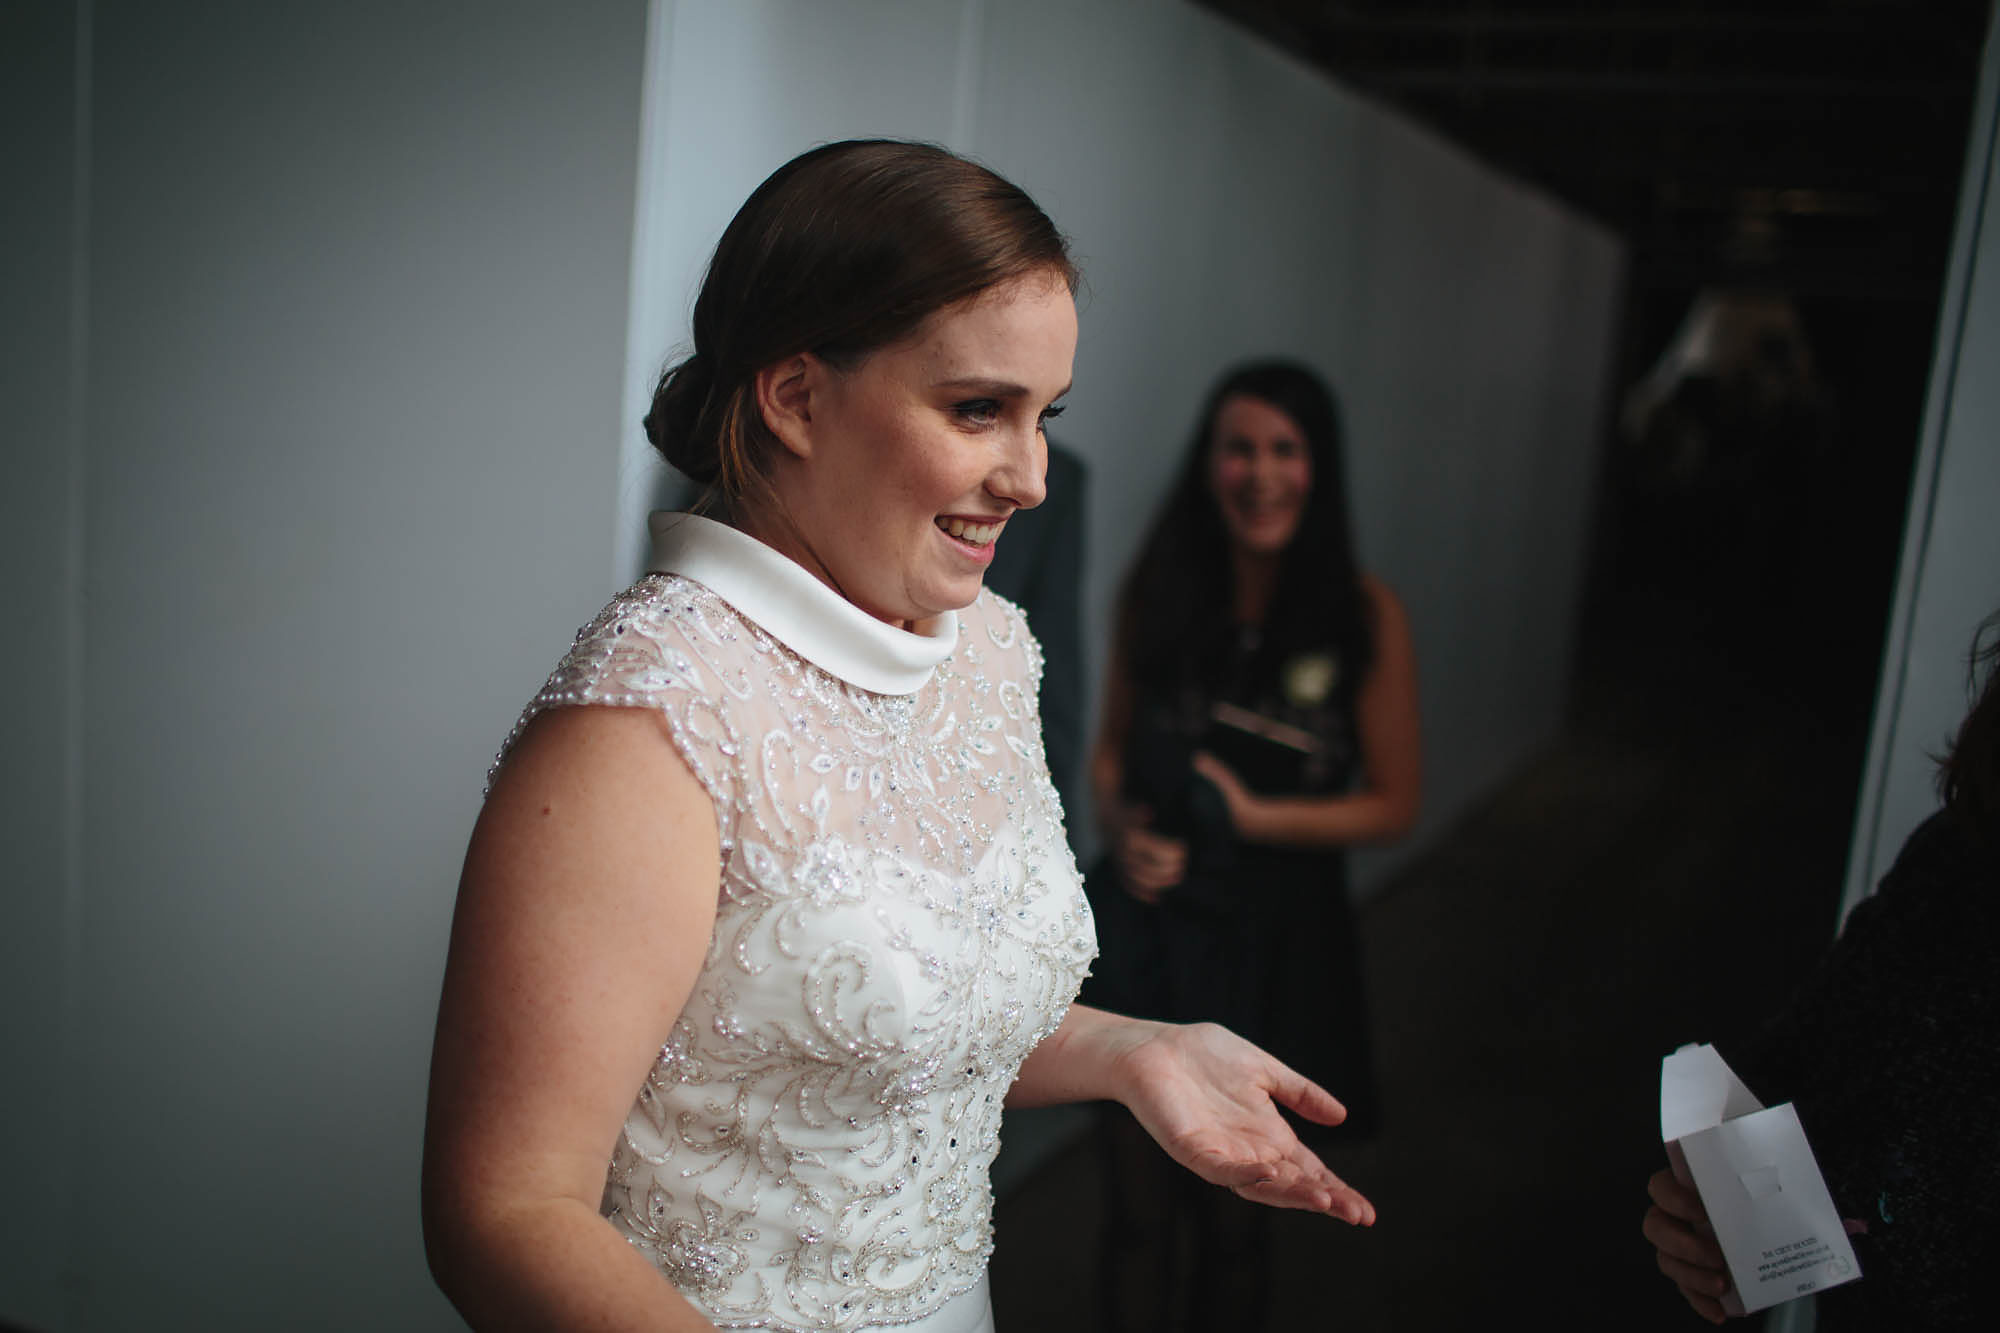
1193, 574, 1421, 848
1007, 1004, 1376, 1224
422, 706, 722, 1332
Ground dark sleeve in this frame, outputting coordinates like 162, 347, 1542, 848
1028, 447, 1087, 839
1722, 815, 2000, 1328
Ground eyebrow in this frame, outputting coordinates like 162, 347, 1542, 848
934, 376, 1072, 400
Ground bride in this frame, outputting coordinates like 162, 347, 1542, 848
421, 139, 1375, 1333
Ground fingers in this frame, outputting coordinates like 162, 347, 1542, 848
1225, 1157, 1376, 1226
1118, 856, 1181, 898
1680, 1291, 1728, 1326
1125, 828, 1187, 863
1643, 1204, 1725, 1273
1297, 1172, 1376, 1227
1264, 1063, 1348, 1128
1647, 1168, 1705, 1223
1656, 1248, 1730, 1324
1190, 752, 1257, 834
1171, 1110, 1373, 1225
1121, 858, 1184, 891
1118, 829, 1188, 898
1644, 1169, 1730, 1324
1190, 751, 1240, 789
1643, 1171, 1723, 1268
1654, 1241, 1729, 1301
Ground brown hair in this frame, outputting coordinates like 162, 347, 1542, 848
1939, 613, 2000, 844
643, 139, 1077, 509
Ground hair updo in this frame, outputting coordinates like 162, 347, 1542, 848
644, 139, 1078, 509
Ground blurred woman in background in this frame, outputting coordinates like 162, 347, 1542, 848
1084, 360, 1421, 1330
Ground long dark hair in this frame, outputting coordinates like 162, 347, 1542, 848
644, 139, 1077, 511
1117, 360, 1373, 704
1939, 613, 2000, 846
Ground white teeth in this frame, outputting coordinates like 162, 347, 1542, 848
937, 517, 1001, 545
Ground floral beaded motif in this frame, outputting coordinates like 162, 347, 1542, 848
494, 575, 1096, 1332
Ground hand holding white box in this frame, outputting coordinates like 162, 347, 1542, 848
1659, 1044, 1861, 1316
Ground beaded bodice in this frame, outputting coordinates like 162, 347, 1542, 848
496, 515, 1095, 1331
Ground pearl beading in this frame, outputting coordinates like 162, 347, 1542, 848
491, 577, 1095, 1332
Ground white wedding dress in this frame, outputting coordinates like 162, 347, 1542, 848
494, 513, 1097, 1331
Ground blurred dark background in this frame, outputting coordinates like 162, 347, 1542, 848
994, 3, 1994, 1328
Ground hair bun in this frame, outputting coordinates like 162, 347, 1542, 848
644, 354, 721, 482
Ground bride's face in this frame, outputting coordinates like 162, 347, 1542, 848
761, 272, 1077, 628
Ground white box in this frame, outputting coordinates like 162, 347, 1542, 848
1660, 1044, 1861, 1315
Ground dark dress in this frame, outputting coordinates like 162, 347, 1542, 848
1724, 812, 2000, 1331
1082, 621, 1380, 1138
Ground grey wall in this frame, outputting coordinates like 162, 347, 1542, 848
5, 1, 1627, 1327
1843, 6, 2000, 916
2, 2, 648, 1327
1, 6, 85, 1329
619, 0, 1627, 883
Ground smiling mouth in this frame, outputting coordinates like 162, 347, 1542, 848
936, 516, 1003, 546
1231, 498, 1298, 520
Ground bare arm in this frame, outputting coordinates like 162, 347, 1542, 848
422, 706, 722, 1332
1193, 575, 1421, 848
1007, 1004, 1375, 1224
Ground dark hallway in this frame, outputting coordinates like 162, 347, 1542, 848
988, 6, 2000, 1323
993, 581, 1878, 1329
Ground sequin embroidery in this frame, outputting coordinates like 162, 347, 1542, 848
492, 576, 1096, 1332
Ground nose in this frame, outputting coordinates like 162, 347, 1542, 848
1246, 444, 1281, 486
1245, 444, 1297, 497
987, 426, 1048, 511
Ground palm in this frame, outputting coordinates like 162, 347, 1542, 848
1120, 1022, 1376, 1224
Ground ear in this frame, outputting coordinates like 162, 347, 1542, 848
754, 353, 820, 461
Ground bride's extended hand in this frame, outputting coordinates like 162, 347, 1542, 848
1115, 1021, 1377, 1225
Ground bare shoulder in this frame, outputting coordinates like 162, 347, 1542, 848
1358, 573, 1411, 634
488, 703, 693, 804
471, 704, 718, 925
486, 700, 712, 824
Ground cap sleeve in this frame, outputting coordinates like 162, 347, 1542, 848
488, 576, 750, 852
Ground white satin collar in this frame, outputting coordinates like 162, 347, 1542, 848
647, 511, 958, 696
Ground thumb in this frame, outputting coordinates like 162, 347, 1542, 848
1268, 1064, 1347, 1128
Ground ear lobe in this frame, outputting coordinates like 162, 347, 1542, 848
754, 354, 818, 460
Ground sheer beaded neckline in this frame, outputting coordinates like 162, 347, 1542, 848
645, 510, 959, 696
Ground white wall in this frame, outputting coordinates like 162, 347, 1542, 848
622, 0, 1627, 881
4, 1, 1625, 1327
2, 2, 648, 1328
1843, 5, 2000, 916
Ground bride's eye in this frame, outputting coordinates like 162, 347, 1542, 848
951, 398, 1002, 427
1037, 403, 1067, 433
